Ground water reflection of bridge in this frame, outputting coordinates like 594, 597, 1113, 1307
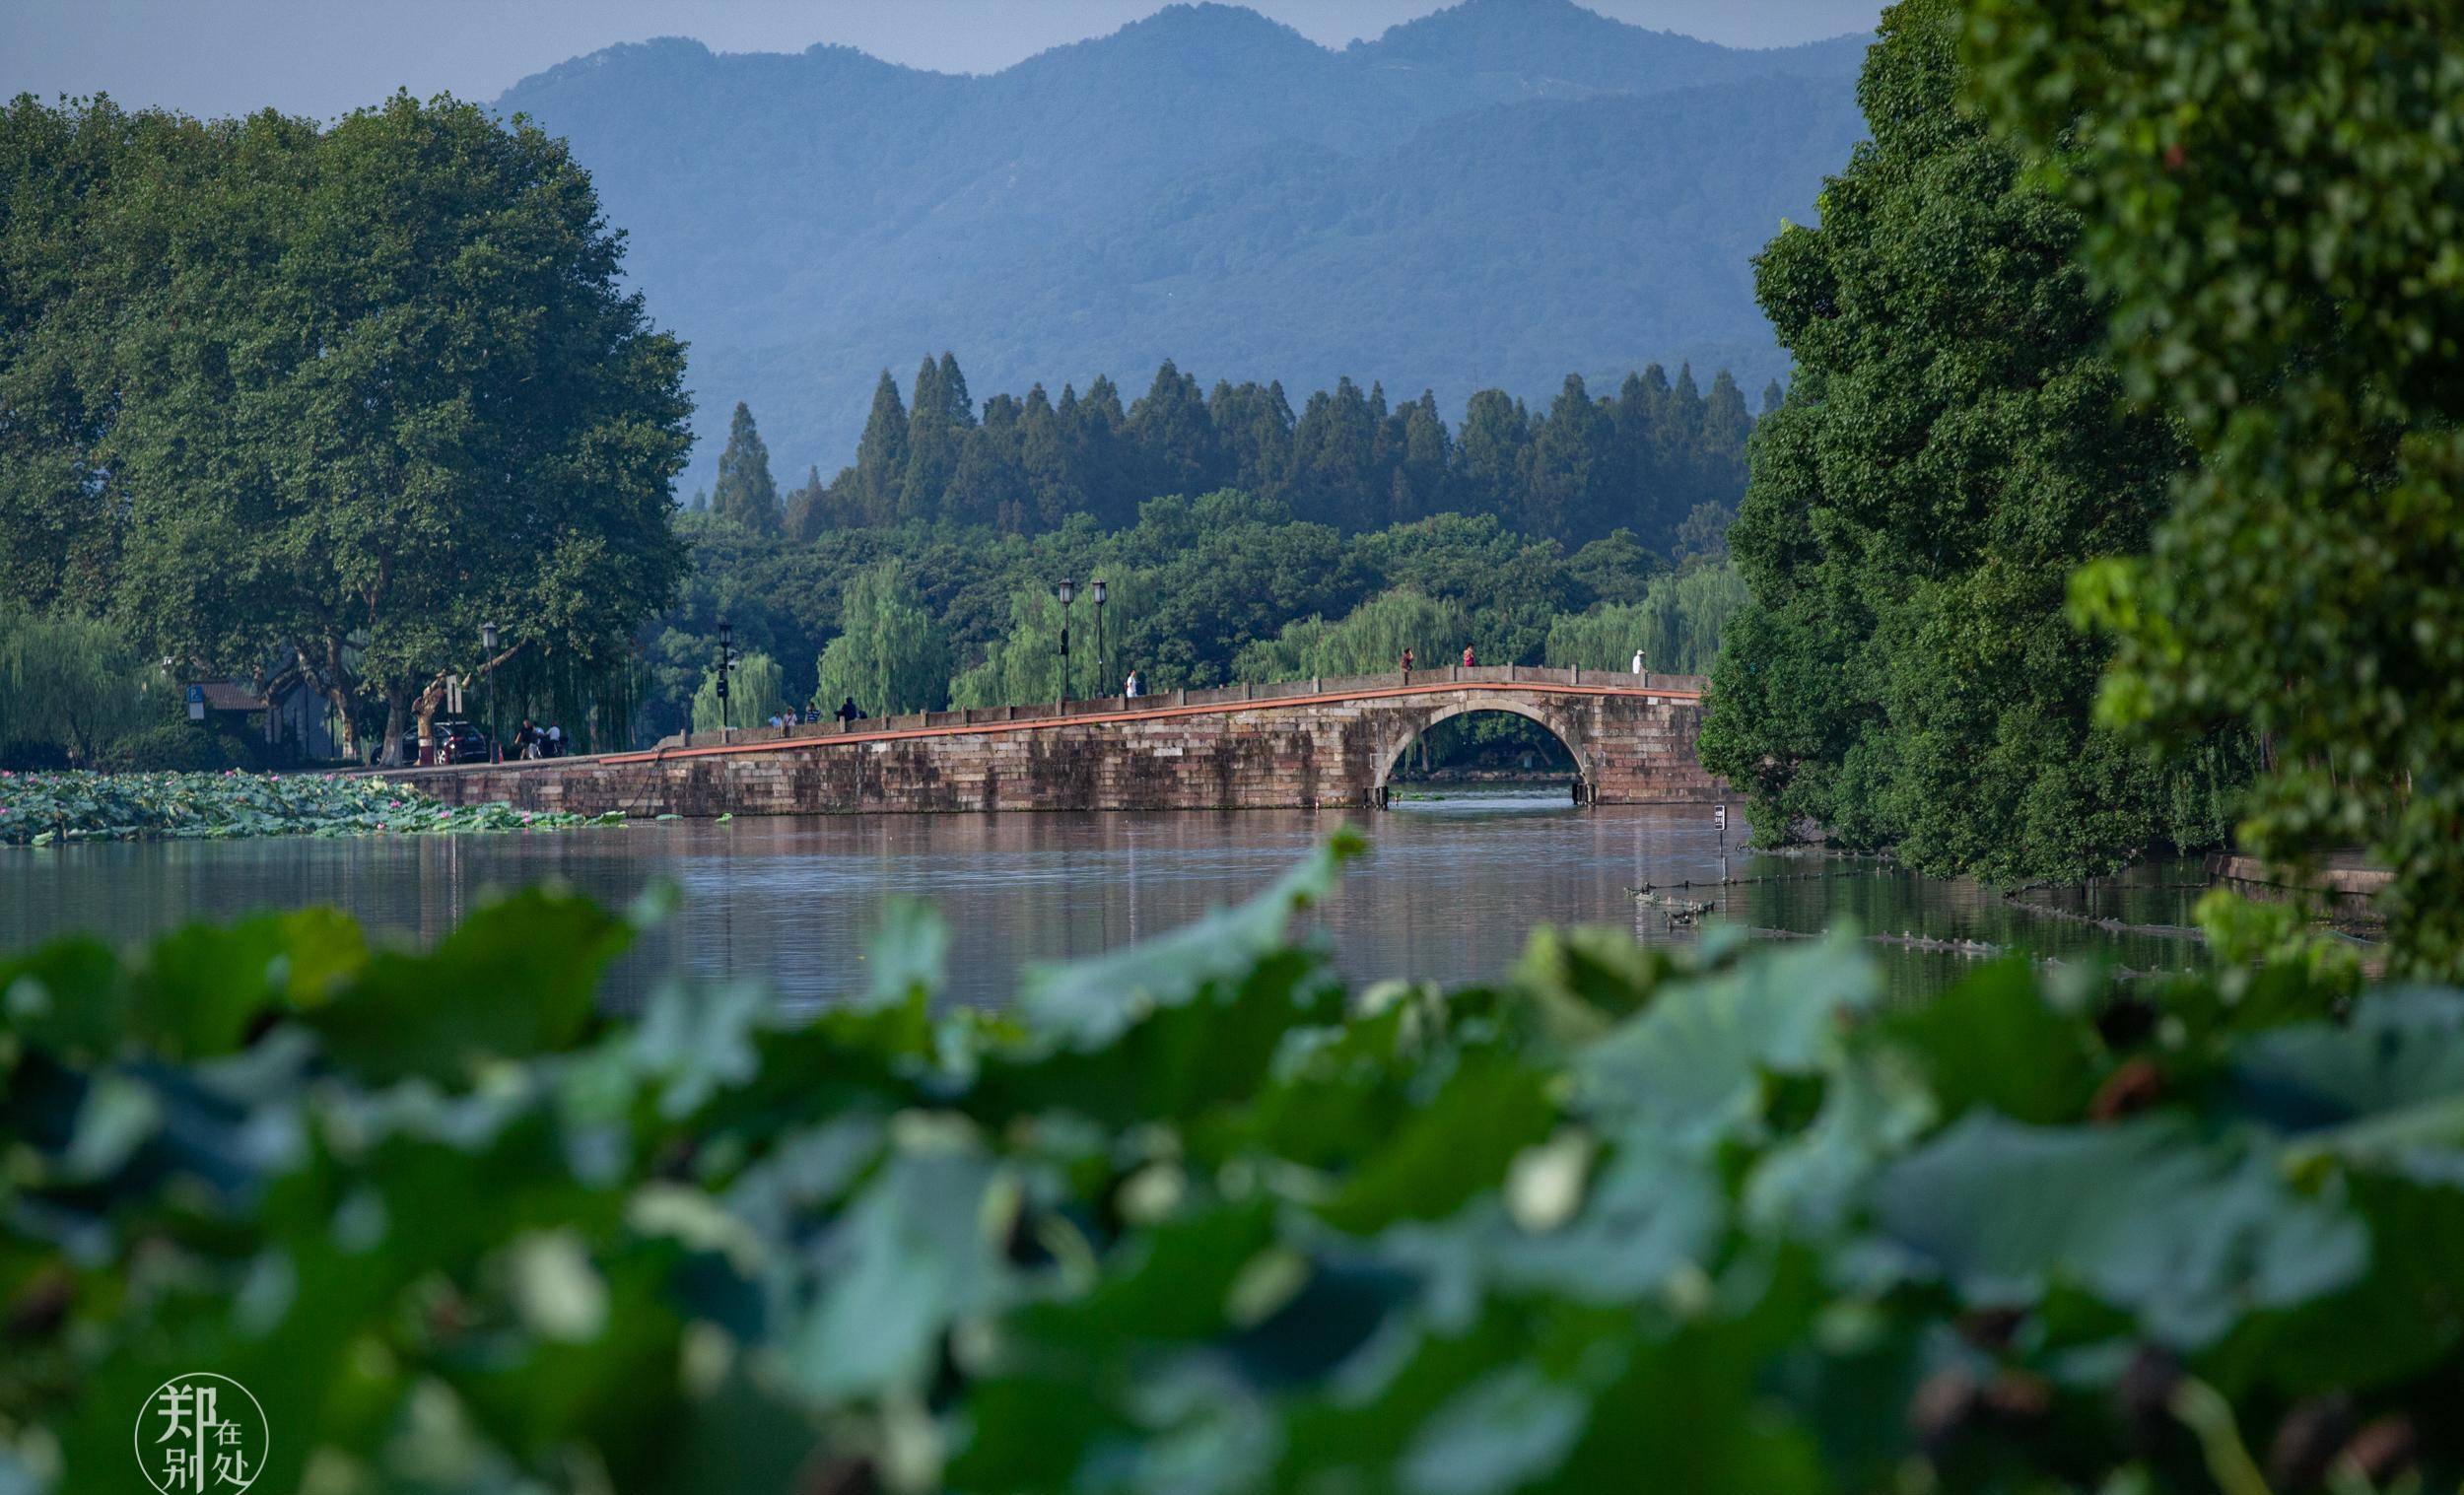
388, 667, 1725, 816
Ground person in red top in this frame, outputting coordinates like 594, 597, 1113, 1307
1461, 645, 1476, 667
1400, 647, 1414, 674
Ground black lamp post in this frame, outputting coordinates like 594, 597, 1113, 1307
717, 618, 734, 736
1056, 578, 1075, 708
1091, 578, 1108, 697
482, 620, 501, 762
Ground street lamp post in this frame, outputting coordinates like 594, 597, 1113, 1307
717, 619, 734, 738
1056, 579, 1075, 709
1091, 578, 1108, 698
482, 621, 501, 762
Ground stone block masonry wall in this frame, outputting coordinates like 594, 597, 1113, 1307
389, 674, 1727, 817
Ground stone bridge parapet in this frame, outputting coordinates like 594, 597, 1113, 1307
386, 667, 1725, 817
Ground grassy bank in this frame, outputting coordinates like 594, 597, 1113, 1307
0, 768, 618, 845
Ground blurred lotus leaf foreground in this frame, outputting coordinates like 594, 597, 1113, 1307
4, 831, 2461, 1493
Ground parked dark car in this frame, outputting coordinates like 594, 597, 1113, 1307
398, 720, 492, 765
434, 720, 492, 764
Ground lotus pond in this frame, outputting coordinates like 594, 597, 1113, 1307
0, 770, 617, 845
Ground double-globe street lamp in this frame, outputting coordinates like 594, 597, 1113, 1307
716, 618, 735, 737
1054, 578, 1112, 709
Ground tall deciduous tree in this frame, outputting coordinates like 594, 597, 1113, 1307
1968, 0, 2464, 972
1700, 0, 2243, 884
712, 401, 782, 533
37, 95, 691, 763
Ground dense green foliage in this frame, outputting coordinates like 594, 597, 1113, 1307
8, 841, 2461, 1493
1544, 564, 1749, 676
812, 562, 952, 717
0, 770, 615, 844
0, 611, 277, 772
497, 8, 1872, 491
95, 723, 262, 774
1699, 0, 2247, 886
788, 354, 1754, 549
0, 612, 163, 764
652, 344, 1756, 733
1233, 588, 1472, 683
0, 94, 691, 764
1962, 0, 2464, 977
689, 651, 787, 734
643, 496, 1742, 738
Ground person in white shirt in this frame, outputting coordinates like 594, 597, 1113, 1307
1631, 648, 1647, 675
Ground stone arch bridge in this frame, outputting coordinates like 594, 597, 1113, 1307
390, 667, 1725, 817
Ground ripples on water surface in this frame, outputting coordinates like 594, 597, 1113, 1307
0, 790, 2213, 1007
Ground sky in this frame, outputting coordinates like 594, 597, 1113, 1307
4, 0, 1883, 120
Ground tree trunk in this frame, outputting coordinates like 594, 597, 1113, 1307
381, 690, 410, 767
303, 634, 361, 763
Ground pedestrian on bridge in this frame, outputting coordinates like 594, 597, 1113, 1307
1462, 645, 1476, 668
1125, 669, 1143, 698
1400, 647, 1414, 675
834, 696, 864, 727
1631, 648, 1646, 675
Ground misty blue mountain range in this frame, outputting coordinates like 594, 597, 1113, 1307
496, 0, 1872, 489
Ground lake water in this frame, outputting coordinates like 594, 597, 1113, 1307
0, 791, 2217, 1008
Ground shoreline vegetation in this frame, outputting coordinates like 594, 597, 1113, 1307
6, 836, 2453, 1491
0, 770, 618, 846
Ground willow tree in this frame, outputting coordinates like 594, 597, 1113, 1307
1233, 587, 1471, 683
690, 651, 787, 733
1544, 563, 1747, 676
0, 612, 158, 763
7, 95, 690, 763
949, 571, 1154, 709
811, 561, 950, 716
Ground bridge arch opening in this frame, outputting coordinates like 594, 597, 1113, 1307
1376, 702, 1591, 803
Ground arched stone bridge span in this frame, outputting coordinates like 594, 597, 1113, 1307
389, 667, 1725, 817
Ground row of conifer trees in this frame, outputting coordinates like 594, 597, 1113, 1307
695, 354, 1771, 550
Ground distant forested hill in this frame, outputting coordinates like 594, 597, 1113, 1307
496, 0, 1870, 489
